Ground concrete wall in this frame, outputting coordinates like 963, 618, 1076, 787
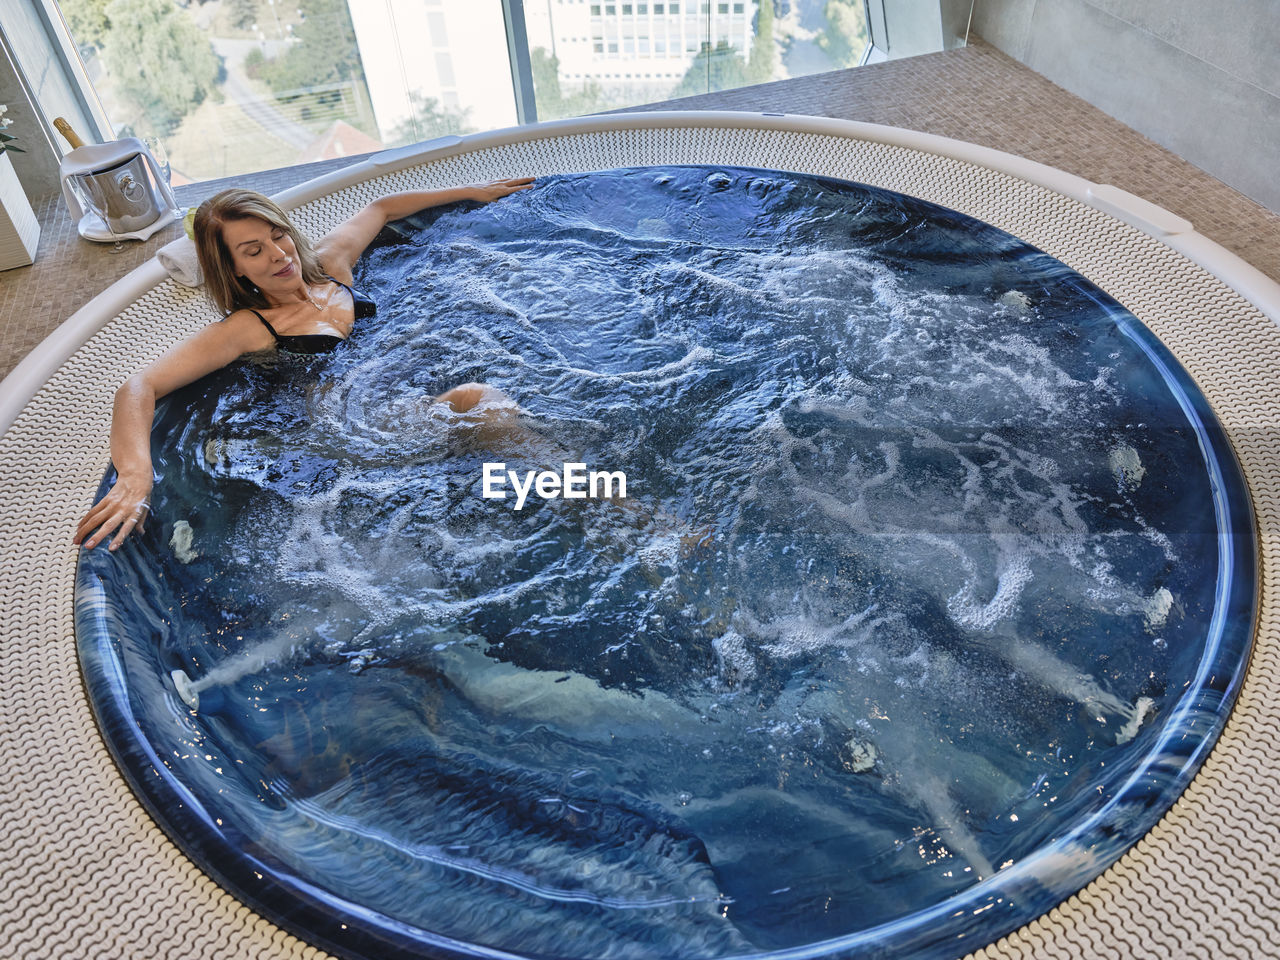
0, 0, 108, 200
971, 0, 1280, 214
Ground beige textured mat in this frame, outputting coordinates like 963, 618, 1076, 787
1, 122, 1276, 960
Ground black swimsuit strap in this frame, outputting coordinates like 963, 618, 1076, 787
248, 308, 282, 341
326, 276, 361, 302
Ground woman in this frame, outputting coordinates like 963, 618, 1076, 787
75, 178, 534, 551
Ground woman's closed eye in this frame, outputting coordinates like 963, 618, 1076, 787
244, 232, 285, 258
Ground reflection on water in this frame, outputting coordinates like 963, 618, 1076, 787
77, 167, 1253, 960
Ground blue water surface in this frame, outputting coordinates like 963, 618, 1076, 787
77, 167, 1255, 960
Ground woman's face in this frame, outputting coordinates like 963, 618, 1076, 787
222, 216, 303, 301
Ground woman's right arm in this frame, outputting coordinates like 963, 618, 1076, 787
75, 312, 271, 550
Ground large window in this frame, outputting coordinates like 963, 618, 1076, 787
49, 1, 968, 185
57, 0, 513, 184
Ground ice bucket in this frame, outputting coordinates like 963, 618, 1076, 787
70, 152, 165, 234
59, 137, 179, 242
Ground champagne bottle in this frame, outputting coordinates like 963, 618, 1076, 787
53, 117, 84, 150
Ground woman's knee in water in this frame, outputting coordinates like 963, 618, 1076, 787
438, 382, 514, 413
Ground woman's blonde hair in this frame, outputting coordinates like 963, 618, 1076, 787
193, 189, 326, 316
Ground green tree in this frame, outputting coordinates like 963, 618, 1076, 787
531, 47, 563, 108
253, 0, 365, 94
226, 0, 257, 31
59, 0, 113, 51
103, 0, 220, 129
530, 47, 605, 122
746, 0, 778, 85
674, 41, 749, 98
387, 92, 476, 147
242, 0, 377, 136
817, 0, 869, 67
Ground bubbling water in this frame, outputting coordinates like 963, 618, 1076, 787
86, 167, 1239, 958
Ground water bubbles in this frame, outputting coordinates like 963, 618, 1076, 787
842, 738, 878, 774
1142, 588, 1175, 630
106, 165, 1243, 958
998, 290, 1032, 314
170, 520, 198, 564
637, 217, 672, 238
712, 630, 757, 688
1109, 443, 1146, 492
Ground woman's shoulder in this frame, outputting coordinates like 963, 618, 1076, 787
134, 309, 276, 391
219, 306, 269, 330
212, 307, 277, 351
223, 305, 267, 323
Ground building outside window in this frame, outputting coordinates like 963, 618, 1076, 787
528, 0, 872, 120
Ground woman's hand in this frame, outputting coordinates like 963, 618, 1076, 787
75, 473, 154, 551
72, 316, 263, 553
467, 177, 536, 204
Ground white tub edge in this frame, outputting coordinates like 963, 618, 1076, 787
0, 259, 170, 437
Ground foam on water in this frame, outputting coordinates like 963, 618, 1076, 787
1109, 443, 1146, 491
81, 167, 1248, 959
169, 519, 197, 563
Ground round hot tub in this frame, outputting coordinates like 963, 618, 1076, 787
74, 162, 1255, 960
5, 113, 1278, 960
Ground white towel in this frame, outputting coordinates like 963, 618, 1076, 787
157, 236, 202, 287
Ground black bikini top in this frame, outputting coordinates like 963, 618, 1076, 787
249, 277, 376, 354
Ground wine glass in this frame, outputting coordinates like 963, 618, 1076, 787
142, 135, 182, 221
141, 136, 171, 186
79, 173, 127, 254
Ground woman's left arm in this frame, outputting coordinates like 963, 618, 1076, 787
316, 177, 535, 281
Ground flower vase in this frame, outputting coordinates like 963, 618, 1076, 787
0, 151, 39, 270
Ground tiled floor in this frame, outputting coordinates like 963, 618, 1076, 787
2, 38, 1278, 381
